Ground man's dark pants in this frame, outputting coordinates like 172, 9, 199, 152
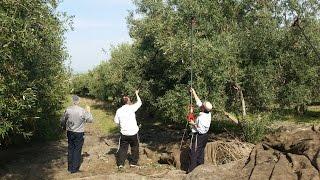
117, 133, 139, 166
187, 133, 208, 173
67, 131, 84, 173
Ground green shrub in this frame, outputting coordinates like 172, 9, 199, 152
241, 115, 270, 144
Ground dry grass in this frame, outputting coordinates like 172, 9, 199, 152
205, 140, 254, 165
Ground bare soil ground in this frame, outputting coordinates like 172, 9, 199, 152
0, 117, 187, 179
0, 98, 188, 180
1, 99, 319, 180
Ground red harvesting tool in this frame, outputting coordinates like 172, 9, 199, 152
186, 105, 196, 122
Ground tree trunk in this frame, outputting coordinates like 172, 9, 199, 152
239, 88, 247, 118
295, 104, 307, 115
234, 83, 247, 119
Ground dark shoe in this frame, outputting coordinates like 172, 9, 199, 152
70, 170, 82, 174
82, 152, 90, 157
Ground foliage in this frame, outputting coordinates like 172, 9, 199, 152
156, 85, 190, 123
71, 73, 90, 96
72, 0, 320, 126
0, 0, 70, 146
241, 116, 270, 144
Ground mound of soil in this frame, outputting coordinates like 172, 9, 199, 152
187, 125, 320, 180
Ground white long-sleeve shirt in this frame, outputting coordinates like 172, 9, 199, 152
191, 99, 211, 134
114, 95, 142, 136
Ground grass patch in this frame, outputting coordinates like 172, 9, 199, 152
74, 96, 118, 134
269, 106, 320, 124
91, 108, 118, 134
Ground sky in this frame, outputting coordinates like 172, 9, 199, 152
57, 0, 135, 73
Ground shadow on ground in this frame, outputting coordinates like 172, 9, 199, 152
0, 139, 68, 179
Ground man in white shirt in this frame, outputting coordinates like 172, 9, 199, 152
114, 90, 142, 169
187, 88, 212, 173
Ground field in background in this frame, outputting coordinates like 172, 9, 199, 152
75, 96, 117, 134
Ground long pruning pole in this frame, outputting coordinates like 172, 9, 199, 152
297, 26, 320, 60
180, 16, 196, 150
190, 16, 196, 105
293, 17, 320, 61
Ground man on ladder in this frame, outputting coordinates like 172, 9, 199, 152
187, 88, 212, 173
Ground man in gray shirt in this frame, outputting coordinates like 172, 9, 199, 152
60, 95, 93, 173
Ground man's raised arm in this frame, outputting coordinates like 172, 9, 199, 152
84, 105, 93, 123
132, 89, 142, 112
190, 88, 202, 107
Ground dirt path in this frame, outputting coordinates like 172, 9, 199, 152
2, 98, 317, 179
0, 98, 186, 180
